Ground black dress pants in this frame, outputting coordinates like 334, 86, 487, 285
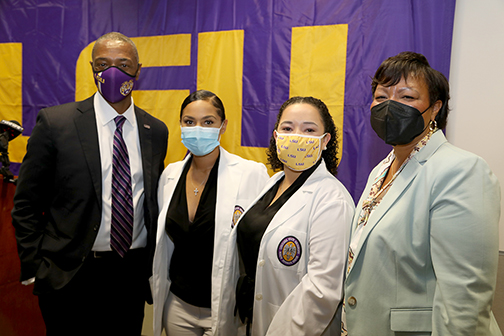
38, 249, 148, 336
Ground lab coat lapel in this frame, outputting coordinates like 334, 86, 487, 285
156, 155, 189, 241
233, 171, 283, 232
216, 148, 242, 230
74, 97, 102, 209
262, 164, 323, 236
263, 192, 307, 236
135, 108, 153, 197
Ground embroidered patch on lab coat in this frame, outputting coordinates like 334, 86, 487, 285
232, 205, 244, 228
277, 236, 302, 266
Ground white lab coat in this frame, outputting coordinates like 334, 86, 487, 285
150, 147, 269, 336
216, 160, 355, 336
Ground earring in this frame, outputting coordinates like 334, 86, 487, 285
429, 120, 437, 131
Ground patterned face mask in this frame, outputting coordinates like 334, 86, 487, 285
94, 66, 137, 103
275, 131, 327, 171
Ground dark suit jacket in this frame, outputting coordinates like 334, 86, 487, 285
11, 95, 168, 295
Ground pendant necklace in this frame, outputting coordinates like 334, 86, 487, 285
190, 172, 208, 196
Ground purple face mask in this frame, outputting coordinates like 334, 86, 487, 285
94, 66, 137, 103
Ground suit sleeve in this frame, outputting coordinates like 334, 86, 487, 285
429, 155, 501, 335
157, 123, 168, 176
11, 109, 56, 281
153, 122, 168, 214
266, 184, 354, 336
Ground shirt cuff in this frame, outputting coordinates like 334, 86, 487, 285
21, 277, 35, 285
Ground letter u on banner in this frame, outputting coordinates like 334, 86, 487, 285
290, 24, 348, 165
197, 30, 269, 164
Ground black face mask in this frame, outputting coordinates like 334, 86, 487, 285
370, 100, 430, 145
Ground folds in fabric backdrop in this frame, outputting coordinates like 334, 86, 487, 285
0, 0, 455, 200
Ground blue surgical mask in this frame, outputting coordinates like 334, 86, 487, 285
181, 125, 222, 156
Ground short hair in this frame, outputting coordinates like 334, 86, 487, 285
266, 96, 339, 175
92, 32, 139, 63
371, 51, 450, 129
180, 90, 226, 121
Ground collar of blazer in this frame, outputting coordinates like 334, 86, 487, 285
259, 159, 330, 237
75, 96, 102, 207
348, 131, 448, 274
134, 108, 153, 197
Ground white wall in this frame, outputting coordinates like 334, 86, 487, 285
448, 0, 504, 251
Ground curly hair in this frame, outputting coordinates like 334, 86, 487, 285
371, 51, 450, 129
266, 96, 339, 175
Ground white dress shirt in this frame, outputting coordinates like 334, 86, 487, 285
92, 93, 147, 251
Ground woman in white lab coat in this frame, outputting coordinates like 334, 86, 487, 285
216, 96, 355, 336
150, 90, 269, 336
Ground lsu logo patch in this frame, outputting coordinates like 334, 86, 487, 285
231, 205, 244, 228
277, 236, 302, 266
120, 79, 134, 96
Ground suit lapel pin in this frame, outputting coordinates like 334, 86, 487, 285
144, 124, 151, 129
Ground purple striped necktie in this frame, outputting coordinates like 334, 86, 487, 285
111, 115, 133, 257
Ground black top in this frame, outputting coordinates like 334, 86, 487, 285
165, 155, 219, 308
235, 159, 321, 323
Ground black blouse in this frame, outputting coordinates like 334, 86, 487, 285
165, 155, 219, 308
235, 159, 321, 323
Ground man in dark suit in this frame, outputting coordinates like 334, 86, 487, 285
11, 32, 168, 336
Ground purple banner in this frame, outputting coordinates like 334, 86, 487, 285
0, 0, 456, 200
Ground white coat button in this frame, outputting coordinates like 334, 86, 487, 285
347, 296, 357, 307
258, 259, 265, 266
255, 294, 263, 301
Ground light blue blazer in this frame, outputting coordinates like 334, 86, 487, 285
344, 131, 502, 336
